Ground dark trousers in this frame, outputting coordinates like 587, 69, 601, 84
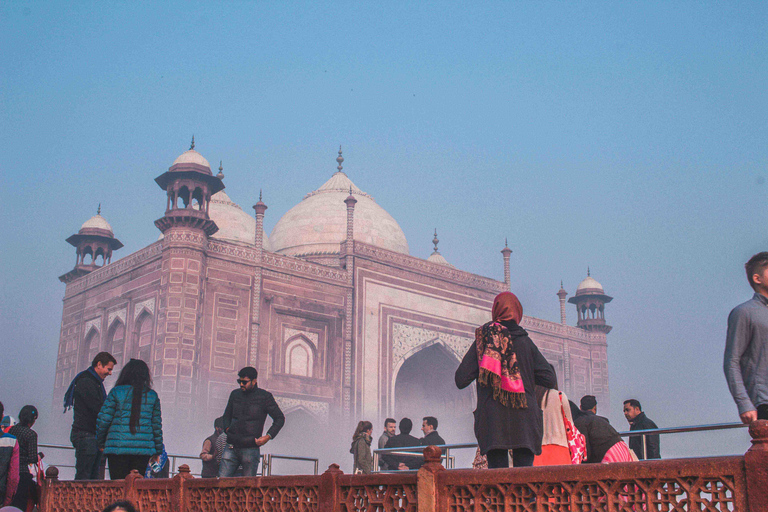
758, 404, 768, 420
71, 430, 102, 480
486, 448, 535, 468
10, 472, 34, 510
107, 454, 151, 480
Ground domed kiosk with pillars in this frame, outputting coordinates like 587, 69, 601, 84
59, 206, 123, 283
568, 268, 613, 334
53, 142, 614, 449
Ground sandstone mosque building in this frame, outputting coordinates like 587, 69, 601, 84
54, 141, 613, 441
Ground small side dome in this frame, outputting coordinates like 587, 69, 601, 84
172, 149, 211, 170
575, 272, 605, 296
80, 214, 114, 237
426, 229, 453, 266
427, 252, 452, 267
208, 191, 271, 251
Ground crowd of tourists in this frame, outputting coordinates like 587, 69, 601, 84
0, 251, 766, 508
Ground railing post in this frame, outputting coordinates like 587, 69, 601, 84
171, 464, 194, 512
417, 446, 445, 512
124, 469, 143, 505
318, 464, 343, 512
39, 466, 59, 512
746, 420, 768, 512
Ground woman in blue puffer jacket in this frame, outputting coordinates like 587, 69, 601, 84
97, 359, 163, 479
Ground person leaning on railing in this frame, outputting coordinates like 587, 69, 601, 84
724, 251, 768, 425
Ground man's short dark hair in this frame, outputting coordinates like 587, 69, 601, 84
238, 367, 258, 380
623, 399, 642, 410
18, 405, 38, 427
0, 401, 3, 420
214, 417, 224, 430
399, 417, 413, 435
92, 352, 117, 368
746, 252, 768, 290
103, 500, 138, 512
384, 418, 396, 426
423, 416, 438, 429
580, 395, 597, 411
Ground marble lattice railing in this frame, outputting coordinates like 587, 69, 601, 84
40, 420, 768, 512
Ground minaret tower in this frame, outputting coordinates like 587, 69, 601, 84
153, 138, 224, 426
568, 268, 613, 333
501, 239, 512, 291
557, 281, 568, 325
59, 205, 123, 283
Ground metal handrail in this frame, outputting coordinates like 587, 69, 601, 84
38, 443, 318, 477
372, 421, 751, 470
262, 454, 319, 476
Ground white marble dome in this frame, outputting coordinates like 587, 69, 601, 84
209, 191, 271, 250
80, 214, 114, 236
427, 252, 453, 267
270, 171, 409, 257
172, 149, 211, 170
576, 275, 604, 294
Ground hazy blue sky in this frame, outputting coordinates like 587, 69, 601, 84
1, 1, 767, 460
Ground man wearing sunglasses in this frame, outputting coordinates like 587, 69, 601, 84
218, 367, 285, 477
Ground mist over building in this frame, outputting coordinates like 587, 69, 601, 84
52, 141, 613, 462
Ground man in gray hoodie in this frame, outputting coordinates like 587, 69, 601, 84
724, 252, 768, 424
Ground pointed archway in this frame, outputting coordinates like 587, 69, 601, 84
393, 343, 474, 443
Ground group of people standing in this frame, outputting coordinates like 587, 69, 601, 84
457, 291, 663, 470
61, 356, 284, 482
350, 416, 445, 473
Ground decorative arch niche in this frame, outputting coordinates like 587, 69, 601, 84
284, 335, 315, 378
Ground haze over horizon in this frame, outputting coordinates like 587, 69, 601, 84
1, 1, 766, 468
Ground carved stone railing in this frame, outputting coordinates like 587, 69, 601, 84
40, 420, 768, 512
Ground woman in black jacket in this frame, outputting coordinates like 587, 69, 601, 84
455, 292, 557, 468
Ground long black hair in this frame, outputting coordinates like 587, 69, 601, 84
115, 359, 152, 434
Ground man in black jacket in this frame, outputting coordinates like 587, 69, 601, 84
219, 367, 285, 477
64, 352, 116, 480
419, 417, 445, 447
623, 399, 660, 459
382, 418, 421, 470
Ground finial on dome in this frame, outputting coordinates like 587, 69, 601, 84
432, 229, 439, 253
259, 189, 263, 201
336, 146, 344, 172
97, 203, 101, 215
561, 279, 564, 288
216, 161, 225, 180
505, 238, 508, 248
190, 135, 195, 150
588, 266, 591, 277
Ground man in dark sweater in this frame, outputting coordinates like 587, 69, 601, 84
382, 418, 421, 470
571, 401, 624, 463
219, 367, 285, 477
623, 399, 660, 459
419, 416, 445, 447
64, 352, 116, 480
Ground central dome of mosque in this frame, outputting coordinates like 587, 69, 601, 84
270, 150, 409, 257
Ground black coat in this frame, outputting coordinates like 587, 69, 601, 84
420, 431, 445, 446
222, 387, 285, 448
628, 412, 660, 460
382, 433, 422, 470
455, 321, 557, 455
71, 371, 105, 434
572, 409, 622, 463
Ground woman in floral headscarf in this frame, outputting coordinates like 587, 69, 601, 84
455, 292, 557, 468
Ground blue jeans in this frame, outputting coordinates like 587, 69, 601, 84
71, 431, 103, 480
218, 445, 260, 477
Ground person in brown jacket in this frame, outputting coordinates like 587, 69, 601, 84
350, 421, 373, 474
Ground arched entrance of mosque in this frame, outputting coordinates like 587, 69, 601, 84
393, 342, 475, 444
